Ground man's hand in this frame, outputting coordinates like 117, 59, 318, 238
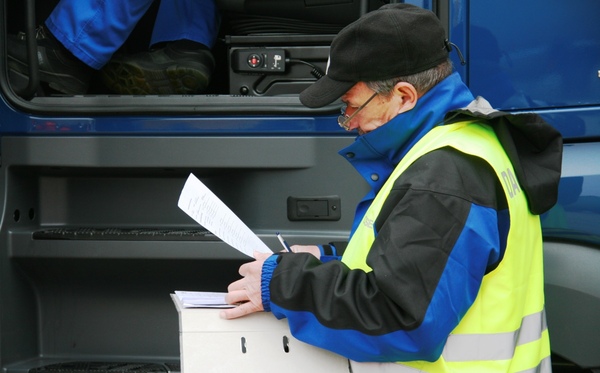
290, 244, 321, 258
220, 251, 272, 319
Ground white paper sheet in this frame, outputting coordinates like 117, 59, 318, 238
177, 173, 271, 257
174, 290, 233, 308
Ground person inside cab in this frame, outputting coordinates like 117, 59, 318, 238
8, 0, 219, 95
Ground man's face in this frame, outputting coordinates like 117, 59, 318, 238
340, 82, 403, 135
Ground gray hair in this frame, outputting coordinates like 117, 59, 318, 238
366, 58, 453, 97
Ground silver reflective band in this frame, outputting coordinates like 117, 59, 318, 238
517, 356, 552, 373
350, 356, 551, 373
349, 310, 550, 373
442, 310, 547, 362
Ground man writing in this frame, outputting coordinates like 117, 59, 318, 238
222, 4, 562, 372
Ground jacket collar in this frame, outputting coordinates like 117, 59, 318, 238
339, 72, 475, 190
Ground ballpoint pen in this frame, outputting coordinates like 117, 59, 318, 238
276, 232, 293, 252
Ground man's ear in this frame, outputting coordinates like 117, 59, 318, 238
393, 82, 418, 114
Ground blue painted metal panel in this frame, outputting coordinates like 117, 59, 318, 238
460, 0, 600, 111
0, 97, 344, 136
447, 0, 600, 247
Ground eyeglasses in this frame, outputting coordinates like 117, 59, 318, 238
337, 91, 378, 131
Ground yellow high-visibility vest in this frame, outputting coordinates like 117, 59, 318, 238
344, 121, 551, 372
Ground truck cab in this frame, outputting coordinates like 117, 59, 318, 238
1, 0, 599, 372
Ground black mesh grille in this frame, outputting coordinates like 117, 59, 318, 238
29, 362, 180, 373
32, 227, 215, 241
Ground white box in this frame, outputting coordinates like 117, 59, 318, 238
171, 294, 349, 373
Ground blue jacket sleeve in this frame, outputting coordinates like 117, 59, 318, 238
260, 255, 279, 312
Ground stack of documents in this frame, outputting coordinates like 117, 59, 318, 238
174, 291, 233, 308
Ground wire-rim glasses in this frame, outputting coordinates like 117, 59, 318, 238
337, 91, 378, 131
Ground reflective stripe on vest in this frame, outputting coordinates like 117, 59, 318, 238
350, 355, 552, 373
442, 310, 547, 362
343, 122, 550, 372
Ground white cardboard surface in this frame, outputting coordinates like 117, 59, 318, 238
171, 294, 349, 372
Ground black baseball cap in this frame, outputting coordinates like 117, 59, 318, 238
299, 3, 449, 108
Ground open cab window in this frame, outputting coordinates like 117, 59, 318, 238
0, 0, 389, 117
